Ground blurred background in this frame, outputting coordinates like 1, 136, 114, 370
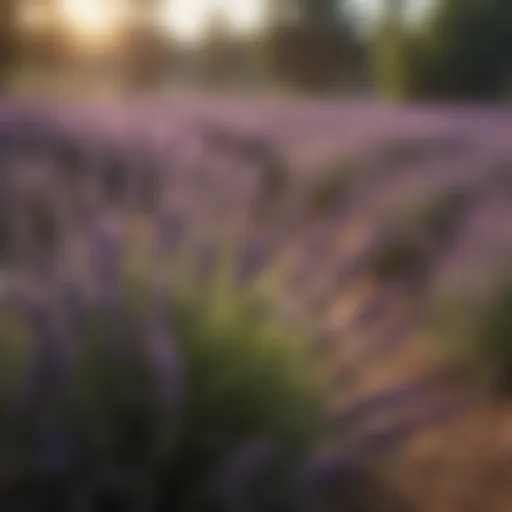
1, 0, 509, 100
1, 2, 512, 512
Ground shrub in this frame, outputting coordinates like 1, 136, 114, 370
0, 245, 327, 510
0, 120, 407, 511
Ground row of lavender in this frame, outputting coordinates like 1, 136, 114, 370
0, 109, 405, 511
1, 103, 511, 509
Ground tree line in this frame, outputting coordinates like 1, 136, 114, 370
1, 0, 511, 100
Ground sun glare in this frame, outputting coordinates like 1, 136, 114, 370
160, 0, 264, 42
60, 0, 117, 36
57, 0, 265, 44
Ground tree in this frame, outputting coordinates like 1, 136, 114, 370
262, 0, 359, 92
375, 0, 512, 101
424, 0, 512, 99
373, 0, 408, 99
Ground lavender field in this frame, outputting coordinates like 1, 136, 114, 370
1, 98, 512, 511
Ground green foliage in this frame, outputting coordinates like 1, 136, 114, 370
173, 285, 320, 427
375, 0, 512, 100
75, 265, 323, 508
0, 253, 325, 509
373, 10, 412, 101
165, 290, 321, 508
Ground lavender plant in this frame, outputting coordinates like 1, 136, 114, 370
0, 106, 477, 511
0, 119, 355, 512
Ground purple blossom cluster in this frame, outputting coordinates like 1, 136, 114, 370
1, 100, 509, 510
0, 108, 369, 511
